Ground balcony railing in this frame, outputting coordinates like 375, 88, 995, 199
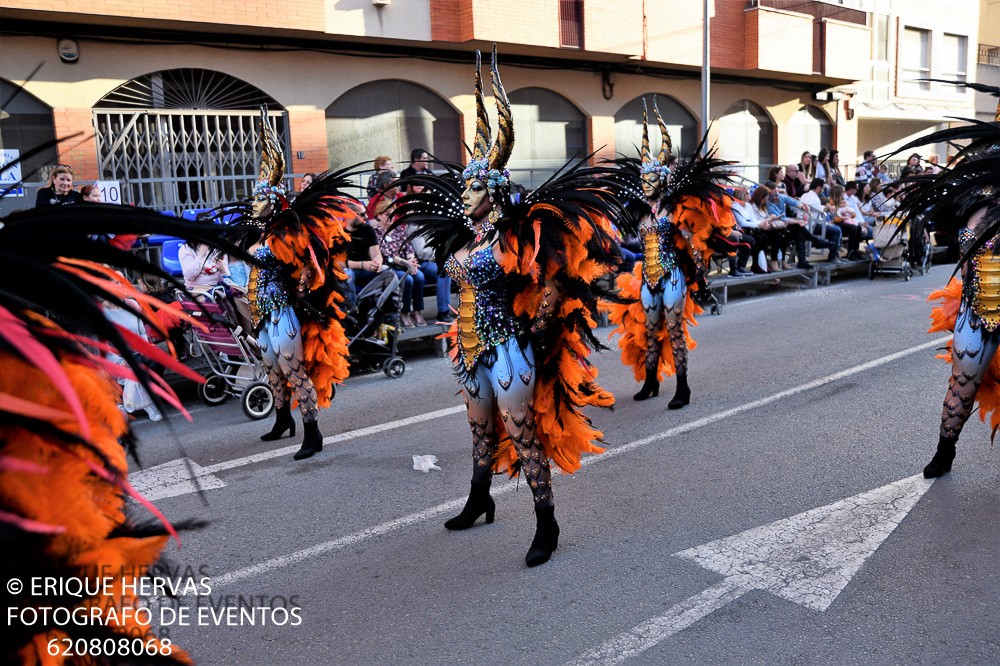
979, 44, 1000, 67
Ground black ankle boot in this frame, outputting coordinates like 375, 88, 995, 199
292, 420, 323, 460
525, 505, 560, 567
445, 480, 495, 530
261, 403, 295, 441
633, 374, 660, 401
924, 436, 957, 478
668, 374, 691, 410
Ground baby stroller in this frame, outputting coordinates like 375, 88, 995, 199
346, 269, 407, 378
176, 291, 275, 420
868, 216, 915, 281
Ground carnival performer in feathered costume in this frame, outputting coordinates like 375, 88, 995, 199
392, 47, 635, 567
221, 108, 354, 461
0, 150, 250, 663
892, 84, 1000, 478
606, 97, 737, 408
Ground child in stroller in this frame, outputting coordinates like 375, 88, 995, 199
867, 215, 929, 281
346, 267, 407, 378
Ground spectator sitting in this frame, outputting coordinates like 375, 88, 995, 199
826, 185, 865, 261
400, 148, 433, 179
178, 241, 228, 297
814, 148, 832, 191
798, 151, 816, 182
766, 165, 786, 184
784, 164, 807, 198
795, 177, 842, 264
370, 171, 426, 327
344, 202, 385, 309
899, 153, 923, 180
723, 189, 756, 277
365, 161, 399, 219
407, 182, 454, 323
855, 150, 877, 184
81, 184, 102, 203
365, 155, 394, 199
35, 165, 83, 208
746, 186, 790, 273
829, 150, 847, 187
844, 180, 875, 242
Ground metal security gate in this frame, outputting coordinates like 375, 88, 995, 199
94, 109, 291, 215
92, 68, 292, 215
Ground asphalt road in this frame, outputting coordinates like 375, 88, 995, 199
128, 269, 999, 665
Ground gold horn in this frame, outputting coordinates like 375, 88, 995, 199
653, 95, 672, 164
257, 105, 284, 188
485, 44, 514, 173
472, 50, 491, 163
641, 98, 652, 166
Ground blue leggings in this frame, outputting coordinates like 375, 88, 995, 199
462, 337, 552, 507
940, 306, 1000, 439
640, 265, 688, 378
257, 306, 318, 422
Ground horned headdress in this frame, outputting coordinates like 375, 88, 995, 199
254, 105, 287, 208
461, 45, 514, 196
640, 95, 672, 179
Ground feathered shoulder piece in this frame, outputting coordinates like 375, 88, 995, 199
1, 197, 250, 663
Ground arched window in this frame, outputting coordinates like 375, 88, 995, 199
786, 106, 833, 167
93, 69, 287, 213
0, 79, 58, 212
326, 80, 461, 186
717, 100, 775, 183
507, 88, 586, 189
614, 95, 698, 160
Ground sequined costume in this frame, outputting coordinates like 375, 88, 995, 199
892, 84, 1000, 478
220, 107, 355, 460
0, 158, 249, 663
605, 98, 737, 408
392, 46, 635, 567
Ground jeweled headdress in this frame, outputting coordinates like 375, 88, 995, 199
254, 105, 287, 208
640, 96, 672, 179
462, 45, 514, 195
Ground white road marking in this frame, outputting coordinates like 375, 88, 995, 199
210, 336, 949, 587
568, 474, 935, 665
129, 405, 466, 500
130, 459, 226, 501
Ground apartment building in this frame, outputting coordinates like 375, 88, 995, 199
0, 0, 984, 213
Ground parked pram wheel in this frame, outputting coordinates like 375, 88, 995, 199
199, 375, 229, 405
868, 262, 876, 280
383, 357, 405, 379
903, 264, 913, 281
241, 382, 274, 420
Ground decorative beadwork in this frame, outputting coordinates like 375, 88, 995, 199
445, 247, 521, 371
462, 158, 510, 194
640, 214, 677, 285
249, 244, 291, 329
965, 228, 1000, 331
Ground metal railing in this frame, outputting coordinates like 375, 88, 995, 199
979, 43, 1000, 67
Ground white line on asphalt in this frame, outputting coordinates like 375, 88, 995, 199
210, 336, 950, 587
204, 404, 466, 474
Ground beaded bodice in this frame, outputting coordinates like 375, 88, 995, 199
640, 213, 676, 284
248, 244, 290, 328
962, 227, 1000, 331
444, 245, 520, 371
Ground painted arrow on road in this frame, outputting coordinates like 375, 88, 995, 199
569, 474, 935, 665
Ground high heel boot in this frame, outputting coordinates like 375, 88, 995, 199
444, 480, 495, 530
668, 373, 691, 410
525, 505, 560, 567
633, 374, 660, 401
292, 420, 323, 460
923, 436, 957, 478
261, 403, 295, 441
